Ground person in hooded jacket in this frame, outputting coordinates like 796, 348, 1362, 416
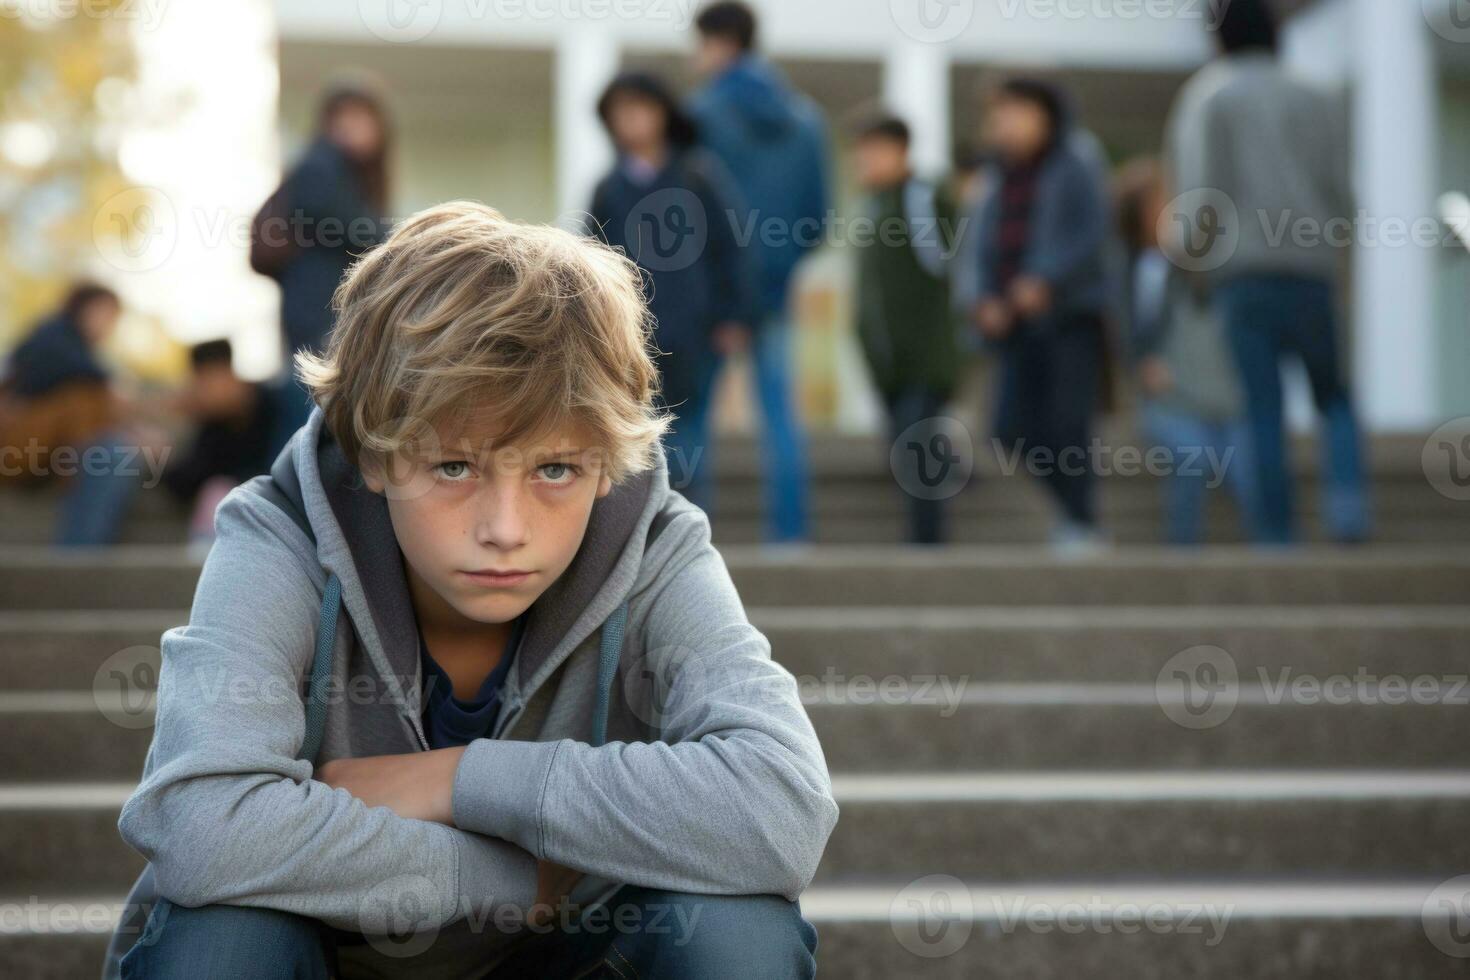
687, 1, 830, 544
587, 71, 756, 516
970, 78, 1113, 553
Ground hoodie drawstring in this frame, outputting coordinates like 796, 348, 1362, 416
298, 573, 341, 764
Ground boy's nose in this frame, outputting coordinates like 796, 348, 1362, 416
472, 482, 530, 550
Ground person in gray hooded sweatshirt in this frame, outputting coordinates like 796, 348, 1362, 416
111, 202, 837, 979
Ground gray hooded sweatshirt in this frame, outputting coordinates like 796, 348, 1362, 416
118, 406, 838, 971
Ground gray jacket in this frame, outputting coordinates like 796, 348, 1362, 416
117, 406, 837, 970
1165, 52, 1353, 284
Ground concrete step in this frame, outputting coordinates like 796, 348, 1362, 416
819, 772, 1470, 880
5, 690, 1468, 781
6, 776, 1470, 893
4, 881, 1469, 979
4, 606, 1468, 691
4, 545, 1469, 610
707, 515, 1470, 545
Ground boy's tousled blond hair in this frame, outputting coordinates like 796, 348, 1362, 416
296, 201, 671, 485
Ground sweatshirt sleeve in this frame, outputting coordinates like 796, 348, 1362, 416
450, 506, 840, 900
117, 488, 538, 931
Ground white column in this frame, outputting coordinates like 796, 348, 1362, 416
1352, 0, 1439, 430
882, 40, 951, 180
554, 30, 619, 227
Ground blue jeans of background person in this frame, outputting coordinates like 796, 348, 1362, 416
882, 385, 950, 545
1140, 402, 1258, 546
992, 314, 1104, 529
119, 886, 818, 980
1216, 274, 1370, 545
56, 428, 140, 547
663, 315, 810, 543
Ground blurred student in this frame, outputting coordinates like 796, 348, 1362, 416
1165, 0, 1369, 544
689, 0, 830, 544
850, 112, 961, 545
252, 80, 392, 458
970, 79, 1111, 553
1116, 159, 1256, 545
160, 340, 276, 546
0, 283, 156, 546
587, 71, 754, 513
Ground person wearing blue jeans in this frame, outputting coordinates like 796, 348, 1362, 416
119, 885, 818, 979
1216, 274, 1369, 545
689, 3, 829, 543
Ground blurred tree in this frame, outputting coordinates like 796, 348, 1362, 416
0, 1, 136, 346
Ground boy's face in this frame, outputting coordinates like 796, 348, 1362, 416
363, 413, 614, 630
853, 135, 909, 191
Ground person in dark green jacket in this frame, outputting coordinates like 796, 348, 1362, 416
851, 112, 962, 545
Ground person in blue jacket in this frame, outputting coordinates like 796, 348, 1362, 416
588, 71, 755, 513
688, 1, 830, 543
266, 81, 393, 457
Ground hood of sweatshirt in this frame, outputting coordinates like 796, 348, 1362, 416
706, 56, 806, 141
285, 405, 670, 750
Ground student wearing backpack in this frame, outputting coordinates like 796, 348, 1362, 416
849, 112, 962, 545
115, 202, 835, 979
253, 80, 393, 458
587, 71, 755, 516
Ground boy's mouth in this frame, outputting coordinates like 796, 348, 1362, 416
460, 569, 534, 587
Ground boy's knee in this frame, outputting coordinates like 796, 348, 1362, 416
120, 900, 331, 980
605, 890, 817, 980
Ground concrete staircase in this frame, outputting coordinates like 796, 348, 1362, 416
1, 435, 1468, 977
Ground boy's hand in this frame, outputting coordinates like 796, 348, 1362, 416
530, 859, 586, 926
316, 746, 466, 824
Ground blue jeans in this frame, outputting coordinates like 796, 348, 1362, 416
56, 428, 141, 547
883, 385, 950, 545
661, 315, 810, 543
992, 314, 1104, 528
1140, 402, 1258, 545
1216, 274, 1370, 545
119, 886, 818, 980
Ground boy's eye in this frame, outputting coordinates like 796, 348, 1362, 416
434, 460, 473, 481
538, 462, 579, 485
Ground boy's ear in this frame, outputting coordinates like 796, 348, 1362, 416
359, 458, 386, 495
596, 473, 613, 498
